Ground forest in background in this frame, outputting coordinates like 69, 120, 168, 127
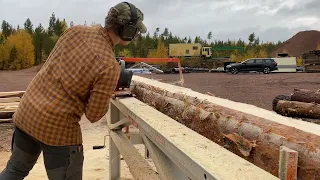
0, 13, 290, 70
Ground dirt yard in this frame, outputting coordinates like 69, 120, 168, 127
139, 72, 320, 111
0, 66, 320, 179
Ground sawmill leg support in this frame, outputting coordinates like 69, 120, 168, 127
279, 146, 298, 180
108, 103, 121, 180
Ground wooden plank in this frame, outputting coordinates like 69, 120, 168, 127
0, 119, 13, 123
0, 102, 19, 112
0, 97, 21, 103
0, 91, 25, 98
0, 102, 20, 106
109, 129, 160, 180
114, 97, 279, 180
279, 146, 298, 180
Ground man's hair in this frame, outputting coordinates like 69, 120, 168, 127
104, 7, 122, 36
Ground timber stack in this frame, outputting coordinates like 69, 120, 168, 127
273, 88, 320, 124
130, 76, 320, 180
0, 91, 24, 124
303, 50, 320, 73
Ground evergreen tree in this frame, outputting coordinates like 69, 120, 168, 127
24, 18, 33, 34
48, 12, 56, 36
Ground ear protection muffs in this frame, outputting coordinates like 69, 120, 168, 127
118, 2, 138, 41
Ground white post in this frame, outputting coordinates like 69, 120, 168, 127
109, 103, 121, 180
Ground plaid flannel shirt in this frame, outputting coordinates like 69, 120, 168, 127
13, 25, 121, 146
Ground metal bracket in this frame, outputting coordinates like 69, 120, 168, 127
109, 117, 130, 130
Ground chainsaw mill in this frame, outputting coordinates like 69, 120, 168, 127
112, 59, 135, 98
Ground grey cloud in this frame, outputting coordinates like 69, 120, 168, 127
0, 0, 319, 43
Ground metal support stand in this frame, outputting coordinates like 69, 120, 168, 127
141, 133, 175, 180
107, 97, 279, 180
108, 103, 121, 180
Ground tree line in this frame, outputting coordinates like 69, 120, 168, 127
0, 13, 67, 70
1, 13, 284, 70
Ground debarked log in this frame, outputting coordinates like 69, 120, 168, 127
275, 100, 320, 119
131, 81, 320, 180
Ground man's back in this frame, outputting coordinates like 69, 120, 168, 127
13, 25, 120, 146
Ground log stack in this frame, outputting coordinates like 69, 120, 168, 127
130, 76, 320, 180
273, 88, 320, 124
0, 91, 24, 124
303, 50, 320, 73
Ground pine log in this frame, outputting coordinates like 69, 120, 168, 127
291, 88, 320, 104
272, 95, 291, 111
275, 100, 320, 119
131, 77, 320, 180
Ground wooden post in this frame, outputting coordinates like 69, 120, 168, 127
279, 146, 298, 180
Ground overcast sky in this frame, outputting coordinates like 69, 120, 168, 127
0, 0, 319, 43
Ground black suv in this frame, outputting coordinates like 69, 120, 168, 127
225, 58, 278, 74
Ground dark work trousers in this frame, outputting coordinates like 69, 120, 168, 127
0, 126, 84, 180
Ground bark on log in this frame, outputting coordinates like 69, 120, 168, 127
131, 82, 320, 180
275, 100, 320, 119
291, 88, 320, 104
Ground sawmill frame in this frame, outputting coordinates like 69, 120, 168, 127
106, 96, 281, 180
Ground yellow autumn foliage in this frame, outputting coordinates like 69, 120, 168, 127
147, 38, 168, 66
0, 43, 10, 69
296, 56, 303, 66
317, 42, 320, 50
4, 30, 35, 70
258, 49, 268, 58
231, 48, 268, 63
118, 48, 132, 57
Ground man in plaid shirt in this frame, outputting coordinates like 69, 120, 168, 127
0, 2, 146, 180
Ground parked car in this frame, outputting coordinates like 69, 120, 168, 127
225, 58, 278, 74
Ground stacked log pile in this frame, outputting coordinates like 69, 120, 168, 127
273, 88, 320, 124
303, 50, 320, 73
0, 91, 24, 124
130, 76, 320, 180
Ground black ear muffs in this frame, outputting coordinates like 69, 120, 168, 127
118, 2, 138, 41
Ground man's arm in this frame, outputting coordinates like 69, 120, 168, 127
85, 63, 120, 123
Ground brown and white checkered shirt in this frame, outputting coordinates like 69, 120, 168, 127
13, 25, 121, 146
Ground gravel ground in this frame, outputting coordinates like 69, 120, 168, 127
0, 66, 40, 152
138, 72, 320, 111
1, 67, 320, 152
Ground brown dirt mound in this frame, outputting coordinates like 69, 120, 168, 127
271, 30, 320, 57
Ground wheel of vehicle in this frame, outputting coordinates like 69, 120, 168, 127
263, 67, 271, 74
230, 67, 238, 74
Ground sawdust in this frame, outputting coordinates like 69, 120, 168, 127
0, 115, 151, 180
